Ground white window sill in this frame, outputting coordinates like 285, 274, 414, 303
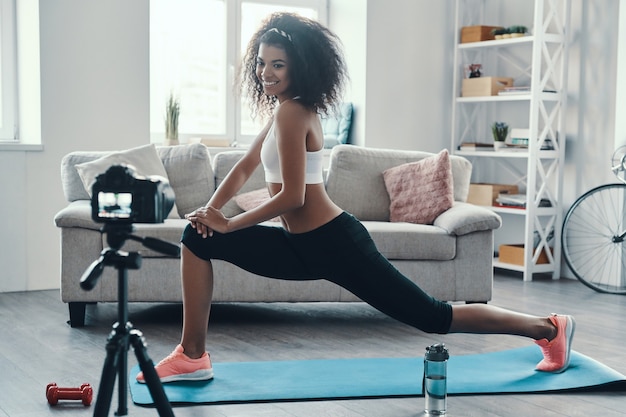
0, 143, 43, 152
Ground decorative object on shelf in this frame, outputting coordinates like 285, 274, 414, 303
490, 27, 509, 39
491, 122, 509, 151
459, 142, 493, 151
165, 92, 180, 146
461, 77, 513, 97
508, 25, 528, 38
460, 25, 504, 43
490, 25, 529, 40
510, 128, 530, 146
498, 86, 531, 96
499, 244, 552, 265
467, 183, 518, 206
468, 64, 482, 78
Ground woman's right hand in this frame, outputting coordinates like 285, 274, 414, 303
185, 207, 213, 238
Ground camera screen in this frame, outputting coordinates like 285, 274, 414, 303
97, 192, 132, 219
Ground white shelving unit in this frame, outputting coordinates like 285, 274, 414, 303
451, 0, 571, 281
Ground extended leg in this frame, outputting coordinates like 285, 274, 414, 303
449, 303, 557, 340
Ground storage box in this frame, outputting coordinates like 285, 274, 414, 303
462, 77, 514, 97
499, 244, 552, 265
460, 26, 504, 43
467, 183, 519, 206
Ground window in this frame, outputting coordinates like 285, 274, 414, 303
0, 0, 17, 142
150, 0, 327, 146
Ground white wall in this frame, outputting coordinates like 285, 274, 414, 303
0, 0, 623, 292
328, 0, 367, 147
363, 0, 454, 152
0, 0, 149, 292
615, 1, 626, 148
562, 0, 621, 205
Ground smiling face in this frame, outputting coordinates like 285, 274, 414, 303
256, 43, 293, 102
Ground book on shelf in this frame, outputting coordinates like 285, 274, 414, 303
498, 86, 530, 96
459, 142, 494, 151
496, 193, 527, 208
495, 193, 552, 209
497, 86, 558, 96
502, 144, 529, 151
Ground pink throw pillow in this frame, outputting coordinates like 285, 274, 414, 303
234, 188, 280, 222
382, 149, 454, 224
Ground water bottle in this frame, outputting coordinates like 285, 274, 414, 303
423, 343, 449, 415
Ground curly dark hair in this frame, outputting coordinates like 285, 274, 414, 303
238, 12, 348, 120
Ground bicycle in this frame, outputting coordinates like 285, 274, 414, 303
561, 146, 626, 294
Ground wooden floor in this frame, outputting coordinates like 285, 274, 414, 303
1, 271, 625, 417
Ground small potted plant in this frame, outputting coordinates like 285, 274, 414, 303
508, 25, 528, 38
165, 92, 180, 146
492, 121, 509, 151
491, 27, 508, 40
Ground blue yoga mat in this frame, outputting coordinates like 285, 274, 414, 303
129, 346, 626, 406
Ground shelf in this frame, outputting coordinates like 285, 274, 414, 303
456, 92, 561, 103
459, 33, 564, 49
493, 258, 555, 273
460, 36, 535, 49
472, 205, 558, 216
452, 0, 570, 281
456, 149, 560, 159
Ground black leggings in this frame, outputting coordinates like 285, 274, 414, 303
181, 212, 453, 334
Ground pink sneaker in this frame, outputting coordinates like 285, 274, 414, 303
136, 344, 214, 383
535, 314, 575, 373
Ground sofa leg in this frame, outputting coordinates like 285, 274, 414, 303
465, 301, 488, 304
68, 302, 87, 327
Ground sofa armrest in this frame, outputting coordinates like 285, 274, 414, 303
433, 202, 501, 236
54, 200, 101, 231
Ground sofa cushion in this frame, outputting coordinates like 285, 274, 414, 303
363, 221, 456, 260
213, 151, 267, 218
72, 144, 180, 219
382, 149, 454, 224
235, 188, 280, 222
326, 145, 472, 221
157, 143, 215, 217
60, 144, 214, 220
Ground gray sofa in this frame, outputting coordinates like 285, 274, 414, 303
54, 143, 501, 327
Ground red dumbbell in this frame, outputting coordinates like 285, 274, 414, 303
46, 383, 93, 406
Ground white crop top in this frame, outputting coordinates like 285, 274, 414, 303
260, 120, 325, 184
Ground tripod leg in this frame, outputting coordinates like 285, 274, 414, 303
93, 328, 124, 417
129, 329, 175, 417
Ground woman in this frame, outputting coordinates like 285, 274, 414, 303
137, 12, 574, 384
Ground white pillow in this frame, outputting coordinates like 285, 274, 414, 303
75, 144, 180, 219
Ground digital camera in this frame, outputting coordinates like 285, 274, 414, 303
91, 164, 175, 224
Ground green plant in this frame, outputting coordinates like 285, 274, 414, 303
492, 122, 509, 142
165, 93, 180, 141
508, 25, 528, 34
491, 27, 508, 36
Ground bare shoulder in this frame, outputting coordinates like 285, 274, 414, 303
275, 99, 315, 123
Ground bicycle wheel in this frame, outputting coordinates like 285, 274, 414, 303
562, 183, 626, 294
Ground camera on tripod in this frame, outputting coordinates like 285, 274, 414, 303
82, 164, 178, 416
91, 164, 175, 224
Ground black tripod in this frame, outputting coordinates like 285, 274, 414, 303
80, 224, 179, 417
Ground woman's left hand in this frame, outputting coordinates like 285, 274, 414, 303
186, 206, 230, 236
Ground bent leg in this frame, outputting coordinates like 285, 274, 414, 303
179, 244, 214, 359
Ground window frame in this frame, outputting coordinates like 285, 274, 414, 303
150, 0, 328, 146
0, 0, 18, 142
